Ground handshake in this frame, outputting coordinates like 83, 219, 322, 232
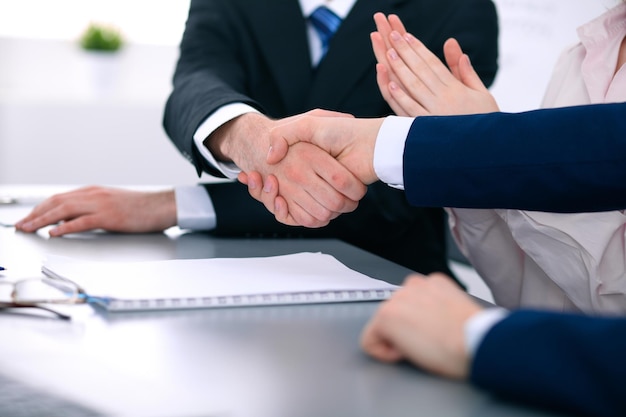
238, 111, 385, 228
14, 13, 496, 238
236, 12, 496, 228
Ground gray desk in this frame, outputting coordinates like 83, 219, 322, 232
0, 214, 564, 417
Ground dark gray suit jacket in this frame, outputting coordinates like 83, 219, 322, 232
163, 0, 499, 280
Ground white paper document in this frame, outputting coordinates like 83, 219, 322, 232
42, 252, 397, 312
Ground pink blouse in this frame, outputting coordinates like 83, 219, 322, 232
448, 3, 626, 313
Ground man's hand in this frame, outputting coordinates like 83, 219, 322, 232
15, 186, 177, 237
360, 273, 483, 379
265, 115, 384, 184
371, 14, 499, 117
238, 115, 384, 225
207, 110, 366, 227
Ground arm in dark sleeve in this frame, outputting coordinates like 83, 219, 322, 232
403, 102, 626, 212
203, 181, 456, 281
162, 0, 263, 177
471, 309, 626, 417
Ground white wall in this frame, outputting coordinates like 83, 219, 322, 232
0, 37, 205, 185
0, 0, 203, 186
490, 0, 617, 112
0, 0, 619, 185
0, 0, 190, 45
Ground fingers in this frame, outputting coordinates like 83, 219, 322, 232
373, 12, 394, 59
243, 172, 312, 227
390, 32, 457, 95
241, 171, 296, 225
442, 38, 489, 94
373, 14, 486, 117
372, 15, 402, 90
373, 13, 407, 59
385, 80, 428, 117
370, 31, 388, 66
246, 143, 366, 228
303, 108, 354, 119
375, 62, 411, 116
360, 316, 405, 363
238, 171, 250, 185
266, 110, 355, 165
360, 273, 478, 379
380, 30, 498, 116
47, 215, 101, 237
275, 145, 361, 227
244, 172, 300, 226
17, 199, 100, 237
375, 30, 452, 115
387, 14, 407, 34
15, 187, 177, 236
15, 190, 92, 234
459, 54, 488, 92
248, 176, 334, 228
442, 37, 464, 81
315, 157, 367, 203
266, 116, 323, 166
380, 53, 429, 117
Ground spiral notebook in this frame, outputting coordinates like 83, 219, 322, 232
41, 253, 398, 312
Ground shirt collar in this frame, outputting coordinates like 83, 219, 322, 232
299, 0, 357, 20
577, 2, 626, 49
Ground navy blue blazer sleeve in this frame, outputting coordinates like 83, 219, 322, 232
402, 102, 626, 212
470, 309, 626, 417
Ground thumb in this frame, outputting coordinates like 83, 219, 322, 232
305, 108, 355, 119
458, 53, 488, 92
443, 37, 464, 81
443, 38, 486, 92
267, 111, 355, 165
266, 117, 316, 165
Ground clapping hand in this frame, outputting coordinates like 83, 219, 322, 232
371, 12, 499, 117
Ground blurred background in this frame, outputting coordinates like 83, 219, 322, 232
0, 0, 616, 185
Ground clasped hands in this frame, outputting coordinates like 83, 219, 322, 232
239, 13, 498, 227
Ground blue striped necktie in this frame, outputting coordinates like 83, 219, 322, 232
310, 6, 342, 57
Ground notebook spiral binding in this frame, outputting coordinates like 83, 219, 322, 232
107, 288, 395, 311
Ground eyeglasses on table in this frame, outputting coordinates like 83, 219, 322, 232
0, 277, 88, 320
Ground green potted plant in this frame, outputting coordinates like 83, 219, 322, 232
79, 23, 124, 96
79, 22, 124, 52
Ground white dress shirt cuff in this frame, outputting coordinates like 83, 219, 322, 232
373, 116, 413, 189
174, 185, 217, 231
464, 307, 509, 358
193, 103, 261, 179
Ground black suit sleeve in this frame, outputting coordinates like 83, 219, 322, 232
204, 181, 455, 280
163, 0, 266, 177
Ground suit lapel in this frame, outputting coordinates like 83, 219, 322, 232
244, 1, 313, 114
307, 0, 407, 110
